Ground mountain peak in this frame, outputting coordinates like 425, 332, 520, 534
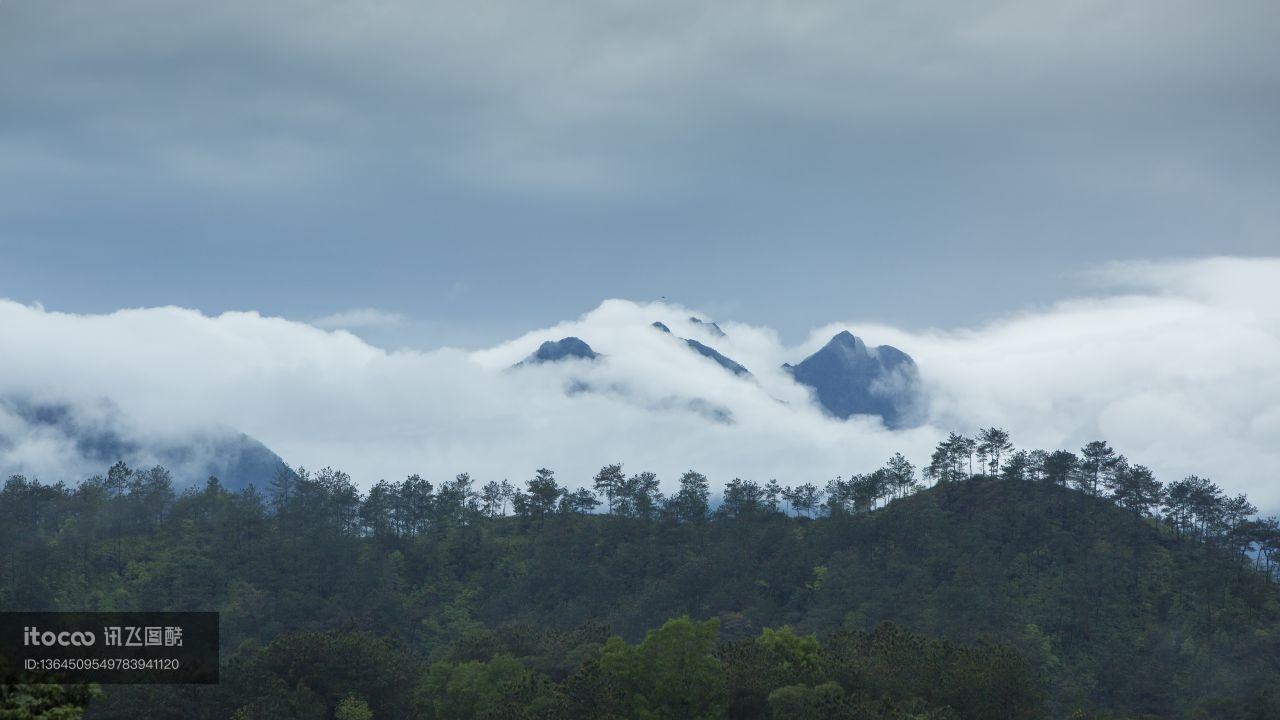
786, 332, 922, 428
824, 330, 867, 354
516, 337, 600, 366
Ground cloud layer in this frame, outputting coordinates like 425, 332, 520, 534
6, 0, 1277, 200
0, 257, 1277, 510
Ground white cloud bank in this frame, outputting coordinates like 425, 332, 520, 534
1, 256, 1277, 509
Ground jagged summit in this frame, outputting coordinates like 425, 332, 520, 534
688, 316, 726, 337
786, 330, 922, 428
827, 330, 864, 351
650, 320, 750, 376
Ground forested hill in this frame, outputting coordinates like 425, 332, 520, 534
2, 442, 1279, 718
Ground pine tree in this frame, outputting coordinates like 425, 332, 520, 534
1105, 464, 1164, 517
1079, 441, 1119, 496
790, 483, 822, 518
630, 471, 664, 521
667, 471, 711, 523
559, 487, 601, 515
524, 468, 564, 521
593, 464, 625, 514
1042, 451, 1077, 486
884, 453, 917, 499
977, 427, 1013, 476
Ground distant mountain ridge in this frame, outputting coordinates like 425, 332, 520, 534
512, 318, 923, 428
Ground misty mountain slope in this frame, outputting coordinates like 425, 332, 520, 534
155, 432, 292, 490
0, 397, 289, 490
785, 330, 924, 428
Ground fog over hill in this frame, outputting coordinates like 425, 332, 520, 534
0, 257, 1276, 510
0, 397, 289, 490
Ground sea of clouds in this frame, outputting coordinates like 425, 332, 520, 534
1, 257, 1277, 510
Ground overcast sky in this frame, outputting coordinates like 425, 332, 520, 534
2, 0, 1278, 346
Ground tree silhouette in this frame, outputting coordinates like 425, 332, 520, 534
520, 468, 563, 522
560, 487, 601, 515
1042, 451, 1078, 486
788, 483, 823, 518
479, 480, 507, 518
883, 453, 918, 499
666, 470, 711, 523
1079, 441, 1120, 496
593, 463, 625, 515
1105, 463, 1164, 517
977, 427, 1013, 476
629, 471, 664, 521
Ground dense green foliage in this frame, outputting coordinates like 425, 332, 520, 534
2, 432, 1278, 718
0, 684, 99, 719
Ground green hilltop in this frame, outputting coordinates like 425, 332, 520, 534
2, 434, 1279, 718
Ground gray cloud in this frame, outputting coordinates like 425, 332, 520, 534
4, 0, 1277, 201
2, 3, 1278, 338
